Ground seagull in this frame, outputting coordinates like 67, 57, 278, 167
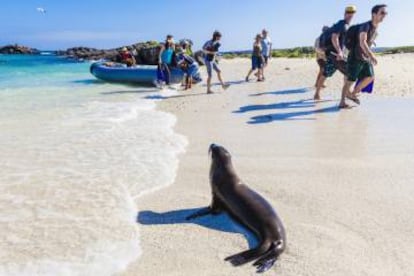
36, 7, 46, 14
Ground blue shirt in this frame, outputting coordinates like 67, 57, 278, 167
161, 48, 174, 64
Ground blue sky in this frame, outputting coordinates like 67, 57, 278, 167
0, 0, 412, 51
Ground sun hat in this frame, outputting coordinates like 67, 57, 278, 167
345, 5, 357, 13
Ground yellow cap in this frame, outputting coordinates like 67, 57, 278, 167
345, 5, 357, 13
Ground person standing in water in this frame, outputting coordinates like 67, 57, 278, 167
245, 34, 265, 82
202, 31, 230, 94
340, 4, 387, 108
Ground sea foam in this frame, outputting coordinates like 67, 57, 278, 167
0, 56, 187, 275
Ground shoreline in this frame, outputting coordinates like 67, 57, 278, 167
121, 56, 414, 275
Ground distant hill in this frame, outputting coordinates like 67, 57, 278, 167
222, 47, 315, 59
222, 46, 414, 59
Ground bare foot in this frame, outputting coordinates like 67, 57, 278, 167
207, 90, 215, 94
339, 103, 352, 109
314, 94, 321, 100
222, 84, 230, 90
346, 94, 360, 105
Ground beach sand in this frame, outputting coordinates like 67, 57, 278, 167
122, 55, 414, 275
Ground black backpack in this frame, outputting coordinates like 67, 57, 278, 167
318, 28, 332, 49
345, 24, 361, 50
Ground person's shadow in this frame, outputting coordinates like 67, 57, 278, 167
248, 105, 339, 123
234, 99, 317, 113
137, 208, 258, 248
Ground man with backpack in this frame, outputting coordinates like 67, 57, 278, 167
314, 26, 330, 88
313, 5, 357, 101
340, 4, 388, 108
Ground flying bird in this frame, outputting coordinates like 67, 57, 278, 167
36, 7, 46, 14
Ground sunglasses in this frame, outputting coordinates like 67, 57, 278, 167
380, 11, 388, 15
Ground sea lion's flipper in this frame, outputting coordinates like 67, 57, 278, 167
254, 257, 276, 273
252, 240, 284, 273
224, 241, 271, 266
185, 207, 213, 220
252, 248, 277, 273
186, 193, 225, 220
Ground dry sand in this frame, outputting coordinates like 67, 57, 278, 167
122, 55, 414, 275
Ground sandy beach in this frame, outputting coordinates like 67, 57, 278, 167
120, 54, 414, 275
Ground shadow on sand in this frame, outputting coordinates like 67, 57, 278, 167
234, 91, 339, 123
144, 92, 210, 100
250, 87, 311, 97
72, 79, 105, 85
199, 79, 246, 87
137, 208, 258, 248
101, 88, 160, 95
234, 98, 325, 113
247, 105, 339, 124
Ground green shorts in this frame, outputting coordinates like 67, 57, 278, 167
347, 59, 374, 82
323, 53, 347, 78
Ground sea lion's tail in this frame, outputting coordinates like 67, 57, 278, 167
252, 240, 285, 273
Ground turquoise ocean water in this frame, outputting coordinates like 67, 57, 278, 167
0, 54, 186, 275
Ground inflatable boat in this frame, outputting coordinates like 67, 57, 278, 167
90, 62, 184, 85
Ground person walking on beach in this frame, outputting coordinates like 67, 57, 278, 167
245, 34, 265, 82
157, 35, 176, 87
203, 31, 230, 94
314, 26, 330, 88
340, 4, 387, 108
313, 5, 357, 101
261, 29, 272, 78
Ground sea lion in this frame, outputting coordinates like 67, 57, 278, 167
186, 144, 286, 273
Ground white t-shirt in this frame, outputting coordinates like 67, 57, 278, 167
261, 36, 272, 57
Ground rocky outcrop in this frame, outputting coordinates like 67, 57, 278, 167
0, 41, 204, 66
0, 44, 40, 54
59, 41, 206, 66
58, 41, 163, 65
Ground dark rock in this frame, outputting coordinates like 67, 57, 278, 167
58, 41, 164, 64
58, 40, 202, 65
0, 44, 40, 55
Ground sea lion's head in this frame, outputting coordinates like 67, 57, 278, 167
209, 144, 232, 166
